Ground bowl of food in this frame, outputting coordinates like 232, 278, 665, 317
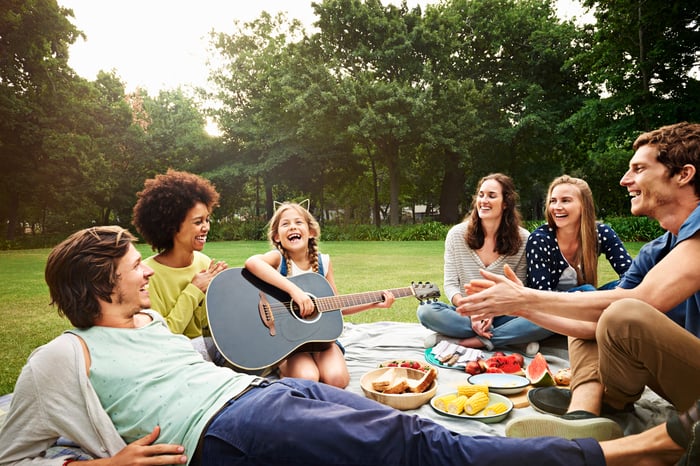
360, 366, 438, 410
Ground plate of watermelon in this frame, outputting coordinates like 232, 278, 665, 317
467, 373, 530, 395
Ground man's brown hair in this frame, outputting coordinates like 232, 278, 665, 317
633, 122, 700, 197
45, 226, 135, 328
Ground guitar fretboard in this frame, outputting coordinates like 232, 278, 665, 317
315, 287, 415, 311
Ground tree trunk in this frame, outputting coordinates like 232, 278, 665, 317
264, 181, 274, 220
5, 192, 19, 241
438, 150, 465, 224
386, 143, 400, 225
370, 151, 381, 228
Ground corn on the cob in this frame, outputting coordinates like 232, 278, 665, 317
464, 391, 489, 415
457, 383, 489, 397
483, 402, 508, 416
433, 393, 458, 412
447, 395, 468, 415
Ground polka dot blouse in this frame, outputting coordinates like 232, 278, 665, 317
526, 223, 633, 290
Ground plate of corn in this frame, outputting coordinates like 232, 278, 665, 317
430, 383, 513, 423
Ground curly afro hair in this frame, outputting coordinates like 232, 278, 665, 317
132, 169, 220, 252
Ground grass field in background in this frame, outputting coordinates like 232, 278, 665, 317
0, 240, 643, 394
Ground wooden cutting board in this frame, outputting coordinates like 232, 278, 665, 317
507, 386, 533, 408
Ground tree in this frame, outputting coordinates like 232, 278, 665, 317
0, 0, 83, 239
563, 0, 700, 216
432, 0, 588, 217
313, 0, 428, 225
208, 12, 317, 218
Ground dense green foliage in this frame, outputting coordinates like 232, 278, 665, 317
1, 0, 698, 243
207, 216, 663, 243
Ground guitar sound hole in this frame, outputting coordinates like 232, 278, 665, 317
290, 295, 321, 323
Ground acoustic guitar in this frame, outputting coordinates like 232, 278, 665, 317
206, 267, 440, 371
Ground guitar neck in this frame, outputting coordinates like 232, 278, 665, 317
315, 287, 414, 312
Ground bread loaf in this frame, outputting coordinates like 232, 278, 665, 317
371, 367, 436, 394
371, 367, 398, 391
407, 367, 437, 393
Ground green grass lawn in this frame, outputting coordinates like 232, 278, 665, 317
0, 240, 643, 394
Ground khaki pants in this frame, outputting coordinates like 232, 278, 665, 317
568, 298, 700, 412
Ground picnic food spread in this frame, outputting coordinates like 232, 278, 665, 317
361, 345, 569, 419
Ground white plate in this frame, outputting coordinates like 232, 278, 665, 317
467, 373, 530, 395
430, 392, 513, 423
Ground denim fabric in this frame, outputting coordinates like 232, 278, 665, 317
201, 378, 605, 466
417, 300, 554, 347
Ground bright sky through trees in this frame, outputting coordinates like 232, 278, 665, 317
58, 0, 591, 95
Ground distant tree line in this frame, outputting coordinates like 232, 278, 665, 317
1, 0, 698, 244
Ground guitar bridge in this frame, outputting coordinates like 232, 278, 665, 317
258, 292, 276, 336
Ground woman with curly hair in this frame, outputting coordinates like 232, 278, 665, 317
418, 173, 552, 355
244, 201, 395, 388
132, 169, 227, 362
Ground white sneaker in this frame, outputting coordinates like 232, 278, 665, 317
525, 341, 540, 357
423, 333, 461, 349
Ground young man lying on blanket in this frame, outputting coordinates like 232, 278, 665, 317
0, 227, 698, 461
460, 122, 700, 462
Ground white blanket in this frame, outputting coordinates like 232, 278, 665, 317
340, 321, 675, 437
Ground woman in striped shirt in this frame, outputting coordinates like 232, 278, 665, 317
418, 173, 552, 356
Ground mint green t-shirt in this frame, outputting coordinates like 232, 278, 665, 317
71, 313, 256, 460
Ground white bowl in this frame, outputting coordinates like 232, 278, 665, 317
467, 373, 530, 395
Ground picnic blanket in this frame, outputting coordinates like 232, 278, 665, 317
340, 321, 675, 437
0, 321, 676, 456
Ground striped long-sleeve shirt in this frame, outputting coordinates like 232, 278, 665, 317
442, 221, 530, 305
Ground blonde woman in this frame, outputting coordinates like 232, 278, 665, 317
526, 175, 632, 292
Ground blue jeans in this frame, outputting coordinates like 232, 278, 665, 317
416, 301, 554, 348
201, 378, 604, 465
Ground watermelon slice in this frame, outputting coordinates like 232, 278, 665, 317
484, 354, 524, 375
525, 353, 556, 387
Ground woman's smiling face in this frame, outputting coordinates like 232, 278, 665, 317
548, 183, 583, 230
476, 178, 505, 222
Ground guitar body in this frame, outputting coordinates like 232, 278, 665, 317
206, 267, 343, 371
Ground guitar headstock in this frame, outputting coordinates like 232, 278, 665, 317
411, 281, 441, 303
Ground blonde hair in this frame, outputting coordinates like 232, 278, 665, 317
545, 175, 598, 287
267, 202, 321, 276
